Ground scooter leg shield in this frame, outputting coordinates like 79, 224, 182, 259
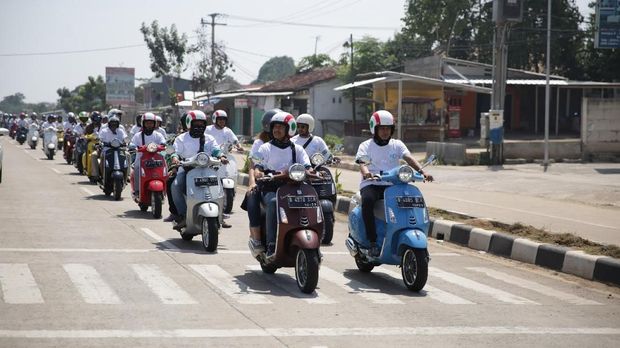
221, 178, 235, 189
147, 180, 165, 192
396, 229, 428, 255
111, 170, 125, 180
197, 202, 219, 218
290, 230, 321, 250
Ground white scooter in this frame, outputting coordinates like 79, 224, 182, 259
173, 152, 225, 252
42, 125, 58, 160
27, 123, 39, 150
219, 142, 239, 214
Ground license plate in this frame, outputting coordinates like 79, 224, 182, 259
144, 159, 163, 168
396, 196, 425, 208
194, 177, 219, 187
287, 195, 318, 208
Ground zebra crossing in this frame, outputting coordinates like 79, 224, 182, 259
0, 262, 602, 307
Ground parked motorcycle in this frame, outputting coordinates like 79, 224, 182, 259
27, 123, 39, 149
250, 163, 324, 294
63, 129, 75, 165
345, 155, 435, 292
16, 126, 28, 145
173, 152, 225, 252
130, 143, 168, 218
98, 139, 129, 200
219, 142, 238, 214
308, 153, 340, 245
42, 126, 58, 160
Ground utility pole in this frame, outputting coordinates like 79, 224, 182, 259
349, 34, 356, 133
543, 0, 551, 169
201, 13, 226, 97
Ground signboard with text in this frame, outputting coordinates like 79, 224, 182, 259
595, 0, 620, 49
105, 67, 135, 106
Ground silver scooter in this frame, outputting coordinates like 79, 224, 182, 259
173, 152, 225, 252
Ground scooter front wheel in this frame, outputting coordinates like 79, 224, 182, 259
223, 188, 234, 214
201, 217, 219, 252
321, 212, 334, 245
295, 248, 319, 294
401, 248, 428, 292
113, 178, 123, 201
151, 192, 162, 219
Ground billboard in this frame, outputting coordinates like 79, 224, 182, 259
595, 0, 620, 49
105, 67, 135, 106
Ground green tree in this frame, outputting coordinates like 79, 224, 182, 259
296, 53, 336, 73
0, 93, 27, 113
253, 56, 296, 84
56, 75, 107, 112
140, 20, 191, 107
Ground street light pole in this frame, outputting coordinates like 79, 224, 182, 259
543, 0, 551, 169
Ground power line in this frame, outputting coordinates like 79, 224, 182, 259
225, 14, 397, 31
0, 43, 146, 57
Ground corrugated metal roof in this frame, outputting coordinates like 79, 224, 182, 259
445, 79, 620, 87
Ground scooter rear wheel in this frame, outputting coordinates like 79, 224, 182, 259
321, 212, 334, 245
401, 248, 428, 292
295, 249, 319, 294
355, 256, 374, 273
113, 178, 123, 200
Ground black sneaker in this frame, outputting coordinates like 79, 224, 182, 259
369, 242, 380, 257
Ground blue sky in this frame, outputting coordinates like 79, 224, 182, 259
0, 0, 593, 104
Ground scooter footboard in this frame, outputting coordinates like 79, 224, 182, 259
395, 229, 428, 255
197, 202, 219, 218
290, 229, 321, 250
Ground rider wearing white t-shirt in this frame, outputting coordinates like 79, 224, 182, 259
291, 113, 330, 159
355, 110, 433, 257
205, 110, 244, 152
130, 113, 167, 195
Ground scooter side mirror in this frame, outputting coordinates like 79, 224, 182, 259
421, 154, 437, 169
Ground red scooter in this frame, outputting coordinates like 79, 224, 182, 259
130, 143, 168, 218
63, 129, 75, 165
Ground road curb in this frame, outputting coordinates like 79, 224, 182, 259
236, 173, 619, 286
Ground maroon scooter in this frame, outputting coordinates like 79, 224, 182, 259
252, 163, 324, 294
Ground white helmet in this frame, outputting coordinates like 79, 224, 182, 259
369, 110, 395, 135
155, 115, 162, 124
142, 112, 156, 123
270, 111, 297, 137
296, 113, 315, 133
185, 110, 208, 129
212, 109, 227, 124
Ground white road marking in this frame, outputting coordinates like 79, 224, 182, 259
0, 248, 155, 253
140, 227, 179, 250
189, 264, 272, 304
0, 327, 618, 338
374, 267, 474, 305
80, 187, 95, 196
467, 267, 601, 305
319, 266, 403, 304
434, 194, 619, 230
0, 264, 44, 304
430, 267, 538, 305
131, 264, 197, 305
49, 167, 61, 174
63, 264, 121, 304
246, 265, 337, 304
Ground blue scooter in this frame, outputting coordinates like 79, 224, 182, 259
345, 155, 435, 291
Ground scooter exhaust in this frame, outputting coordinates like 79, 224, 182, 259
345, 237, 358, 257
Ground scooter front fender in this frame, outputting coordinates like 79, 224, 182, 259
147, 179, 165, 192
396, 229, 428, 255
290, 229, 321, 250
221, 178, 235, 189
197, 202, 219, 218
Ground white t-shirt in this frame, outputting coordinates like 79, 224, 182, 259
155, 127, 167, 138
255, 141, 310, 172
130, 131, 166, 148
130, 125, 141, 139
73, 123, 87, 136
173, 132, 219, 160
99, 127, 127, 144
291, 134, 330, 159
205, 125, 239, 148
355, 138, 411, 189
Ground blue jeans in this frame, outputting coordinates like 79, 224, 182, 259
261, 191, 277, 246
246, 190, 262, 228
171, 170, 187, 217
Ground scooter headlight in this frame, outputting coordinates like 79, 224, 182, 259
310, 153, 325, 166
111, 138, 121, 148
196, 153, 209, 166
288, 164, 306, 181
398, 165, 414, 183
146, 142, 158, 153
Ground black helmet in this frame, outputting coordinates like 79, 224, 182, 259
90, 111, 102, 124
261, 109, 282, 132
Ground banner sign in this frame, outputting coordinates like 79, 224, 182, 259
105, 67, 135, 106
595, 0, 620, 49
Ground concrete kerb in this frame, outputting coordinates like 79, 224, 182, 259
236, 172, 620, 286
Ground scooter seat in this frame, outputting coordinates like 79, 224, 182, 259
373, 200, 386, 222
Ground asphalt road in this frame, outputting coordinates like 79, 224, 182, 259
1, 136, 619, 347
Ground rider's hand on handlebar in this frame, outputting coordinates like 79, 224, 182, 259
423, 173, 434, 182
220, 157, 229, 165
171, 156, 180, 165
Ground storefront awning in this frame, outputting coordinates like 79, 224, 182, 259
334, 77, 387, 91
334, 72, 492, 94
245, 91, 294, 96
